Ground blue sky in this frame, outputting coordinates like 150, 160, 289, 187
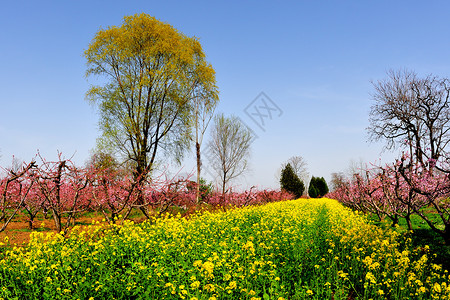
2, 0, 450, 189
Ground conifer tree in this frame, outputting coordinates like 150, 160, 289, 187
308, 176, 329, 198
316, 177, 329, 196
280, 163, 305, 198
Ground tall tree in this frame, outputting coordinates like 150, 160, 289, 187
191, 84, 219, 203
84, 13, 218, 181
207, 114, 252, 197
368, 69, 450, 170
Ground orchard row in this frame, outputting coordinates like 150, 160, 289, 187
0, 155, 294, 233
329, 154, 450, 244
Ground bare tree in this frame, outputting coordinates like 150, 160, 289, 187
368, 69, 450, 169
207, 114, 252, 197
330, 172, 347, 192
347, 158, 369, 180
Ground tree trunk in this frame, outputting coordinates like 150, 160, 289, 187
134, 153, 151, 219
28, 219, 34, 230
196, 142, 201, 203
222, 175, 227, 204
405, 214, 413, 231
52, 208, 62, 233
444, 224, 450, 245
390, 215, 399, 227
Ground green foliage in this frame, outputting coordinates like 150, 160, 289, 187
308, 182, 319, 198
316, 177, 329, 196
280, 163, 305, 198
198, 178, 214, 199
309, 176, 328, 198
187, 178, 214, 202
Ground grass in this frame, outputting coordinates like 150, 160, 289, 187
10, 227, 53, 233
1, 198, 450, 299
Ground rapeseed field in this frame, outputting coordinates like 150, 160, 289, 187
0, 198, 449, 299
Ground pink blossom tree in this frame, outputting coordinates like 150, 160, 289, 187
0, 160, 36, 232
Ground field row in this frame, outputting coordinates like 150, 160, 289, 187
1, 198, 449, 299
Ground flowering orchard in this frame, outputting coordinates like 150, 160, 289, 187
0, 155, 294, 233
1, 198, 449, 299
328, 155, 450, 243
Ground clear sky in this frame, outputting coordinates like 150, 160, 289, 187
2, 0, 450, 189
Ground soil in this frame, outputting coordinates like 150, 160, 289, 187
0, 214, 108, 246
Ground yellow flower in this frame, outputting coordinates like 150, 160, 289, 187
365, 272, 376, 284
337, 270, 348, 278
204, 284, 216, 292
193, 260, 202, 267
202, 261, 215, 278
433, 282, 441, 293
229, 281, 237, 289
306, 289, 313, 295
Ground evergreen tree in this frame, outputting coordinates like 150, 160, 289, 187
316, 177, 329, 196
280, 163, 305, 198
308, 177, 319, 198
309, 176, 329, 198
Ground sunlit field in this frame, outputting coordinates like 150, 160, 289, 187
1, 198, 449, 299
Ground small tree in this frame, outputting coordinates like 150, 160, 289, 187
330, 172, 347, 192
280, 163, 305, 198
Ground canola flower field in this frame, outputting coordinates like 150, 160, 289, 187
0, 198, 449, 299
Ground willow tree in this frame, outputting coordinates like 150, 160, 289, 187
84, 13, 218, 181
